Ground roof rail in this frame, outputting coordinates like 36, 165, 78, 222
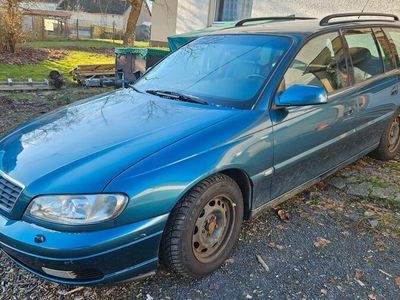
235, 16, 316, 27
320, 13, 399, 26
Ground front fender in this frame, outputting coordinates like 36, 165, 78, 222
105, 110, 274, 225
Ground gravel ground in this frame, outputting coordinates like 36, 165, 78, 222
0, 90, 399, 300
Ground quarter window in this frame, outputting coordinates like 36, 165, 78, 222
343, 29, 383, 83
283, 32, 348, 94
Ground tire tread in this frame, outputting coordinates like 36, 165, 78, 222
160, 173, 240, 277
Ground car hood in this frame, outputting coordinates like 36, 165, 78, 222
0, 89, 236, 195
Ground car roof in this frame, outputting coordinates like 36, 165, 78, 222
211, 18, 400, 39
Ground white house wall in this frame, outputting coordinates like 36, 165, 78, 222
68, 12, 125, 30
151, 0, 400, 44
251, 0, 400, 18
176, 0, 210, 34
151, 0, 178, 44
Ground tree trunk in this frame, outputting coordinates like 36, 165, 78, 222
123, 0, 143, 46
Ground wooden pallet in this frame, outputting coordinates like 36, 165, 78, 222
70, 64, 115, 83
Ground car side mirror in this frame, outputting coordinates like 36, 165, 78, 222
275, 84, 328, 107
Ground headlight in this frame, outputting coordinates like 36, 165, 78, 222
25, 194, 128, 225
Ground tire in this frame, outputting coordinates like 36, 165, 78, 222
160, 173, 244, 278
370, 108, 400, 161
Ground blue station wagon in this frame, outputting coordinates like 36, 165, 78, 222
1, 13, 400, 285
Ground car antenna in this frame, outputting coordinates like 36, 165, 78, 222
358, 0, 371, 19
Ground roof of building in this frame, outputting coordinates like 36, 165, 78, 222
57, 0, 151, 16
22, 8, 72, 18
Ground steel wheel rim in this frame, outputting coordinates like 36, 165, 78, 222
388, 114, 400, 152
192, 195, 235, 263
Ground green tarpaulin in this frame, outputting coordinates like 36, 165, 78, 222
167, 16, 296, 51
115, 47, 170, 58
167, 22, 236, 51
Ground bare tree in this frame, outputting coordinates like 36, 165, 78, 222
0, 0, 24, 53
123, 0, 144, 46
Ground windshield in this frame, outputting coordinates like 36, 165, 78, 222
134, 35, 292, 109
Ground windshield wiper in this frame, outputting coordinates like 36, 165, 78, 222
129, 85, 144, 94
146, 90, 209, 105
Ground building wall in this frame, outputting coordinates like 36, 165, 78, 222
68, 3, 151, 31
150, 0, 178, 46
176, 0, 210, 34
251, 0, 400, 18
151, 0, 400, 44
21, 1, 151, 33
68, 12, 126, 30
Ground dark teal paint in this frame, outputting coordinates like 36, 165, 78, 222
0, 22, 399, 285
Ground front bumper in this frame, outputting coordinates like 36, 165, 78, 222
0, 213, 168, 285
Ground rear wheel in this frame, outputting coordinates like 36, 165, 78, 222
370, 108, 400, 161
160, 174, 243, 277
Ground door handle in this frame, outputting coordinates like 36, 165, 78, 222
391, 86, 399, 96
344, 108, 354, 116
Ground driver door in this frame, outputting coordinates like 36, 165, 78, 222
270, 31, 360, 199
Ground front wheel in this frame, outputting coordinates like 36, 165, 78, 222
160, 174, 243, 278
370, 108, 400, 161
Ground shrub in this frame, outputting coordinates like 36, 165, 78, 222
0, 1, 24, 53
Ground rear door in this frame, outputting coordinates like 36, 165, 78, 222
270, 31, 361, 199
341, 27, 399, 151
383, 27, 400, 108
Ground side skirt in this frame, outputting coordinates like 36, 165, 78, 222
249, 143, 379, 219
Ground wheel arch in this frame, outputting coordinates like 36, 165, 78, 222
169, 168, 254, 222
219, 168, 253, 219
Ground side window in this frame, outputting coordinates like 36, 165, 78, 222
283, 32, 348, 94
373, 28, 397, 72
383, 27, 400, 66
343, 29, 383, 83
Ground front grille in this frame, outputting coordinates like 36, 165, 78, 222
0, 171, 24, 212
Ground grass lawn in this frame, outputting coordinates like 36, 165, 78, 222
1, 39, 165, 82
0, 51, 114, 82
22, 38, 149, 50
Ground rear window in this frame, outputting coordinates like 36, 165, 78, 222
373, 28, 397, 72
343, 28, 383, 83
383, 27, 400, 66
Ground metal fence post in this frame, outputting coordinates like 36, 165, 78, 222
41, 17, 45, 40
113, 20, 116, 43
76, 19, 79, 40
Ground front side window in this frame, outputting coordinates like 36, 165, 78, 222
373, 28, 396, 72
283, 31, 348, 94
135, 35, 292, 109
214, 0, 253, 22
343, 28, 383, 83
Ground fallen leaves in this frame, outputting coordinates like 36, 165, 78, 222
268, 242, 284, 250
355, 269, 364, 281
277, 209, 289, 222
395, 277, 400, 288
314, 237, 332, 248
354, 268, 366, 287
0, 48, 67, 65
